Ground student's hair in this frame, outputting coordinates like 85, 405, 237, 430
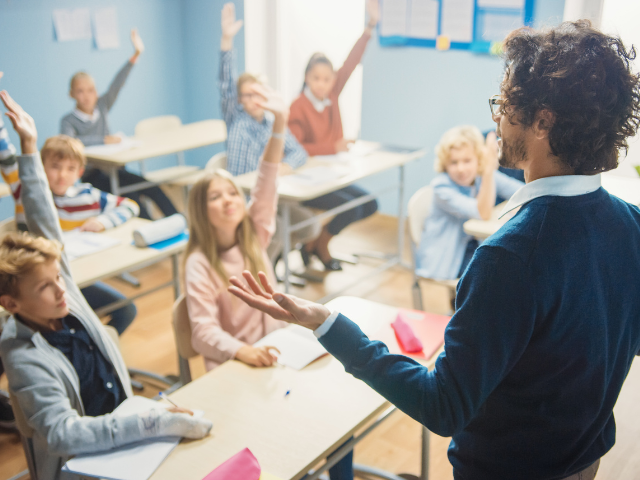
69, 71, 94, 91
236, 72, 263, 98
184, 170, 267, 285
501, 20, 640, 174
0, 232, 62, 298
302, 53, 334, 91
40, 135, 86, 167
434, 126, 487, 174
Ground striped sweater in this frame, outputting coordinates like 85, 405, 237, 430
1, 159, 139, 231
0, 117, 16, 162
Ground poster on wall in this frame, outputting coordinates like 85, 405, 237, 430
93, 7, 120, 50
52, 9, 92, 42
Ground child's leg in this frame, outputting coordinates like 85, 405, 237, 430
117, 170, 179, 218
81, 282, 137, 335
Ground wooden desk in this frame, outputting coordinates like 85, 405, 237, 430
84, 120, 227, 195
0, 182, 9, 198
152, 297, 441, 480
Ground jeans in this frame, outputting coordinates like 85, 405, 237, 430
303, 185, 378, 236
82, 168, 178, 220
267, 203, 322, 263
81, 282, 137, 335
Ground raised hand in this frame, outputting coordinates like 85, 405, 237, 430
228, 271, 331, 331
130, 28, 145, 56
250, 84, 288, 118
0, 90, 37, 154
221, 2, 243, 50
484, 131, 499, 172
366, 0, 380, 28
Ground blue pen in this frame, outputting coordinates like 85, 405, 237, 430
284, 390, 291, 398
159, 391, 182, 409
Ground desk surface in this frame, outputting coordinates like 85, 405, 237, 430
70, 218, 186, 288
151, 296, 440, 480
84, 120, 227, 168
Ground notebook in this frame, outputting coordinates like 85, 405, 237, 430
254, 325, 327, 370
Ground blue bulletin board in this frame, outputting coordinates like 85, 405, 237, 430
378, 0, 535, 53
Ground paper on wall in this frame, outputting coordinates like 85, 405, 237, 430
380, 0, 409, 37
477, 0, 524, 8
481, 12, 524, 42
93, 7, 120, 50
53, 9, 92, 42
440, 0, 475, 43
409, 0, 439, 39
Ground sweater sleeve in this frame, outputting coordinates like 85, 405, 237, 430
185, 253, 245, 364
60, 116, 105, 147
93, 187, 140, 230
288, 102, 337, 156
318, 246, 536, 437
333, 31, 372, 96
433, 182, 482, 220
248, 160, 279, 249
101, 60, 135, 111
0, 116, 16, 162
219, 49, 242, 127
283, 128, 309, 169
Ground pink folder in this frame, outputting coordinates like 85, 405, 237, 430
203, 448, 261, 480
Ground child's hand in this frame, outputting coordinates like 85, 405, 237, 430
484, 131, 499, 173
80, 218, 106, 232
334, 138, 354, 153
0, 90, 37, 154
221, 3, 243, 41
235, 344, 280, 368
366, 0, 380, 29
131, 28, 145, 56
250, 84, 288, 118
104, 135, 122, 145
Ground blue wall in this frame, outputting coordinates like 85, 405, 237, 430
0, 0, 243, 220
358, 0, 566, 215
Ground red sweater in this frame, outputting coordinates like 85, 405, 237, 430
288, 31, 371, 156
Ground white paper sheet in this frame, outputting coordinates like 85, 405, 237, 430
93, 7, 120, 50
480, 12, 523, 42
53, 9, 92, 42
380, 0, 409, 37
348, 140, 382, 156
440, 0, 475, 43
409, 0, 440, 39
62, 397, 204, 480
477, 0, 524, 8
279, 166, 349, 187
254, 325, 327, 370
83, 136, 143, 156
62, 231, 121, 261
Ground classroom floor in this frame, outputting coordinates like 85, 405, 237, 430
1, 213, 639, 480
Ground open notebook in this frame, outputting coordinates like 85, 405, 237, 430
62, 396, 203, 480
254, 325, 327, 370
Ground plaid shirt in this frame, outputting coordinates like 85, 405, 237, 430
220, 50, 308, 176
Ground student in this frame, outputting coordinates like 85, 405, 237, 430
288, 0, 380, 271
0, 89, 212, 480
60, 29, 178, 221
1, 135, 139, 335
218, 3, 319, 263
417, 126, 523, 280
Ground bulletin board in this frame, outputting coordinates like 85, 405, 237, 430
378, 0, 535, 53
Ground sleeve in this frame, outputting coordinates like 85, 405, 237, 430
225, 124, 258, 176
318, 246, 536, 437
282, 128, 309, 169
60, 117, 104, 147
1, 345, 148, 456
0, 116, 16, 162
0, 156, 20, 200
333, 31, 372, 96
247, 160, 279, 248
433, 183, 482, 220
495, 170, 525, 200
219, 49, 241, 127
185, 254, 245, 364
101, 60, 135, 112
93, 187, 140, 230
288, 103, 337, 156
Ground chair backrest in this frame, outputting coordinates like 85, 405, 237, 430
407, 186, 434, 246
134, 115, 182, 138
205, 152, 227, 172
173, 295, 198, 360
0, 217, 17, 238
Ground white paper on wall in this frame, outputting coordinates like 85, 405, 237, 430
477, 0, 525, 8
440, 0, 475, 42
93, 7, 120, 50
380, 0, 409, 37
408, 0, 439, 39
481, 12, 524, 42
53, 9, 92, 42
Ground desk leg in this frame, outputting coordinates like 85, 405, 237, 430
171, 254, 181, 298
109, 168, 120, 196
397, 164, 406, 263
281, 203, 291, 293
421, 426, 430, 480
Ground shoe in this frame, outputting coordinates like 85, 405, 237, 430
299, 246, 311, 267
299, 246, 342, 271
0, 396, 17, 431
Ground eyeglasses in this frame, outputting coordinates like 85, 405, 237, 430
488, 95, 505, 116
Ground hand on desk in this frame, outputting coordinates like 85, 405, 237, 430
335, 138, 354, 153
235, 344, 281, 368
103, 135, 122, 145
80, 217, 106, 232
228, 271, 330, 332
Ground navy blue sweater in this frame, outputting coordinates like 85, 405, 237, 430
319, 188, 640, 480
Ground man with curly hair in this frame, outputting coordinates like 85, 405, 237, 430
228, 21, 640, 480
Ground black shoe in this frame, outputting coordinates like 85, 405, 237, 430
299, 246, 342, 271
299, 246, 311, 267
0, 396, 17, 431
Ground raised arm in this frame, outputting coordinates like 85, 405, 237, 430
100, 29, 142, 111
219, 3, 244, 126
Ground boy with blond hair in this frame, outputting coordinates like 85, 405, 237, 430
1, 134, 139, 335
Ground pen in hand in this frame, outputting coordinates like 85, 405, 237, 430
159, 392, 194, 416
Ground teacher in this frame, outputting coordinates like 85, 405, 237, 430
228, 20, 640, 480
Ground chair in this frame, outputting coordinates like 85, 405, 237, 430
172, 295, 198, 386
205, 152, 227, 172
407, 186, 458, 311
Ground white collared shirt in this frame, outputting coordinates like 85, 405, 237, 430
73, 108, 101, 124
499, 174, 602, 219
303, 86, 332, 113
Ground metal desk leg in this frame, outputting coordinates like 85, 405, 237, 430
109, 168, 120, 196
171, 254, 181, 298
281, 203, 291, 293
398, 424, 430, 480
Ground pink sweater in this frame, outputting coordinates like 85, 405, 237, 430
185, 161, 287, 370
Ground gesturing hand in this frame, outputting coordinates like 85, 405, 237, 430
131, 28, 145, 56
221, 3, 243, 40
0, 90, 37, 154
484, 131, 499, 172
366, 0, 380, 28
228, 271, 331, 331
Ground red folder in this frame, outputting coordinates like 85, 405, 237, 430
373, 309, 451, 360
202, 448, 261, 480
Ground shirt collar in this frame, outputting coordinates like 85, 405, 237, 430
500, 174, 602, 219
303, 86, 331, 113
73, 108, 100, 124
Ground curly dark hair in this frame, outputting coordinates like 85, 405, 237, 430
501, 20, 640, 174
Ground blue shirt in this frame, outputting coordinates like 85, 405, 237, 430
318, 174, 640, 479
416, 171, 523, 279
219, 50, 308, 176
42, 316, 125, 417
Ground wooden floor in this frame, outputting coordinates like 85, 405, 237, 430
1, 213, 639, 480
